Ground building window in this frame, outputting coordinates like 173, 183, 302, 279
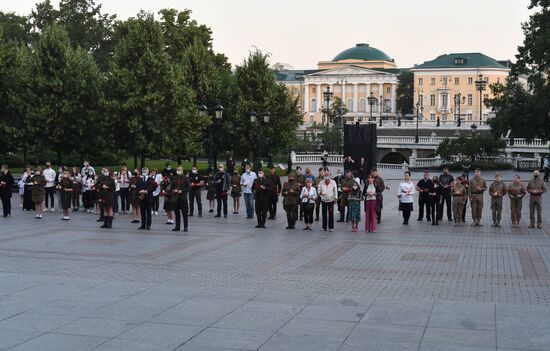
454, 58, 466, 65
468, 77, 473, 84
386, 87, 391, 94
430, 112, 435, 121
347, 99, 353, 112
419, 95, 424, 106
454, 77, 459, 85
419, 78, 423, 85
430, 94, 436, 106
467, 94, 473, 106
310, 99, 317, 112
442, 94, 448, 108
359, 98, 366, 112
430, 78, 435, 85
467, 112, 473, 121
312, 86, 316, 94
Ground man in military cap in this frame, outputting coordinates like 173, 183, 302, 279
508, 175, 526, 228
452, 176, 466, 225
489, 173, 507, 227
469, 168, 487, 226
527, 169, 547, 228
282, 173, 301, 229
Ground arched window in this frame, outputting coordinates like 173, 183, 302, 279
359, 98, 366, 112
347, 99, 353, 112
310, 98, 317, 112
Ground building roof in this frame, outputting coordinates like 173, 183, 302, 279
274, 69, 321, 82
332, 43, 393, 62
413, 53, 509, 70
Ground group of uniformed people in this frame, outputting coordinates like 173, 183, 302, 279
415, 167, 547, 228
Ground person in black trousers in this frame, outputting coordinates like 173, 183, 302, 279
136, 167, 156, 230
214, 164, 231, 218
429, 176, 443, 225
188, 166, 203, 217
172, 166, 190, 232
416, 170, 433, 221
438, 167, 454, 221
266, 166, 282, 219
0, 165, 15, 217
252, 170, 271, 228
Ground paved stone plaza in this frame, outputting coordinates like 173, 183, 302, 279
0, 171, 549, 350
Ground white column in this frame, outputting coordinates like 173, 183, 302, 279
391, 83, 397, 113
379, 83, 384, 115
353, 84, 358, 113
303, 84, 309, 113
365, 83, 371, 113
341, 83, 346, 107
316, 84, 321, 113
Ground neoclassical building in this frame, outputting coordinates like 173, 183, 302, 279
275, 43, 401, 126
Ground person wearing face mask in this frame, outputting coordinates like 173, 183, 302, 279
416, 170, 433, 222
129, 170, 141, 223
161, 174, 175, 225
371, 168, 386, 224
70, 167, 82, 212
230, 170, 242, 214
527, 170, 547, 229
150, 169, 162, 215
43, 161, 56, 212
162, 162, 176, 178
312, 168, 324, 222
96, 168, 116, 228
348, 180, 362, 232
30, 167, 46, 218
266, 166, 282, 220
300, 178, 317, 230
294, 167, 306, 221
508, 175, 526, 228
22, 166, 35, 211
58, 170, 74, 220
397, 171, 416, 225
469, 168, 487, 227
0, 164, 15, 217
118, 165, 131, 214
82, 171, 95, 213
55, 166, 66, 212
240, 165, 257, 219
282, 173, 301, 229
333, 170, 345, 221
136, 167, 157, 230
363, 174, 377, 232
214, 164, 231, 218
429, 176, 442, 226
188, 166, 204, 217
340, 171, 356, 223
489, 173, 507, 227
252, 170, 272, 228
172, 166, 190, 232
318, 171, 338, 232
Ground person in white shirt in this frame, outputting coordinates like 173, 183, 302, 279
83, 173, 95, 212
81, 161, 96, 176
300, 178, 318, 230
112, 171, 121, 214
397, 171, 416, 225
240, 165, 257, 219
151, 168, 162, 215
318, 172, 338, 231
43, 161, 56, 211
118, 165, 131, 214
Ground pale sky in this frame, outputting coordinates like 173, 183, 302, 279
2, 0, 534, 69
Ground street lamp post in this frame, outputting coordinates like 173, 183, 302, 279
379, 95, 384, 126
323, 86, 333, 130
475, 74, 488, 126
249, 109, 271, 171
454, 93, 465, 127
199, 103, 224, 172
367, 93, 377, 122
415, 101, 421, 144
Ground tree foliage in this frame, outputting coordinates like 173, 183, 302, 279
436, 136, 506, 162
488, 1, 550, 140
396, 70, 414, 115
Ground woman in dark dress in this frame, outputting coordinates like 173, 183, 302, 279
129, 169, 141, 223
58, 170, 74, 220
30, 167, 46, 218
96, 167, 116, 229
161, 175, 175, 225
22, 167, 35, 211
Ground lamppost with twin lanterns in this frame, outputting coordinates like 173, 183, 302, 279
415, 101, 423, 144
249, 109, 272, 171
367, 93, 377, 122
453, 93, 465, 128
475, 74, 488, 126
199, 103, 224, 172
323, 86, 333, 130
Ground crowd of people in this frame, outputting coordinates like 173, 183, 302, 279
0, 159, 547, 232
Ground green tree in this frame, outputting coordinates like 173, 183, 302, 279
488, 0, 550, 140
396, 70, 414, 115
108, 12, 204, 168
321, 96, 347, 127
436, 136, 505, 162
319, 127, 343, 153
25, 24, 103, 164
31, 0, 116, 70
232, 49, 302, 170
0, 12, 36, 44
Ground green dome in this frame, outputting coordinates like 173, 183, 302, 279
332, 43, 392, 62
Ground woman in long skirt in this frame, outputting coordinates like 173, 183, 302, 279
129, 169, 141, 223
30, 167, 46, 218
363, 175, 377, 232
59, 170, 74, 220
22, 167, 35, 211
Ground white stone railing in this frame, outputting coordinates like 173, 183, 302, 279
377, 136, 447, 146
376, 162, 409, 171
505, 138, 550, 147
409, 156, 442, 168
291, 152, 342, 164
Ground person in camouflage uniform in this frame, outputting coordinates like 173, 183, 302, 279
282, 173, 301, 229
508, 175, 526, 228
527, 170, 547, 229
489, 173, 507, 227
452, 176, 466, 225
469, 169, 487, 226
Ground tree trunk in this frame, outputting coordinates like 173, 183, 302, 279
140, 153, 146, 170
133, 152, 137, 171
57, 149, 62, 166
